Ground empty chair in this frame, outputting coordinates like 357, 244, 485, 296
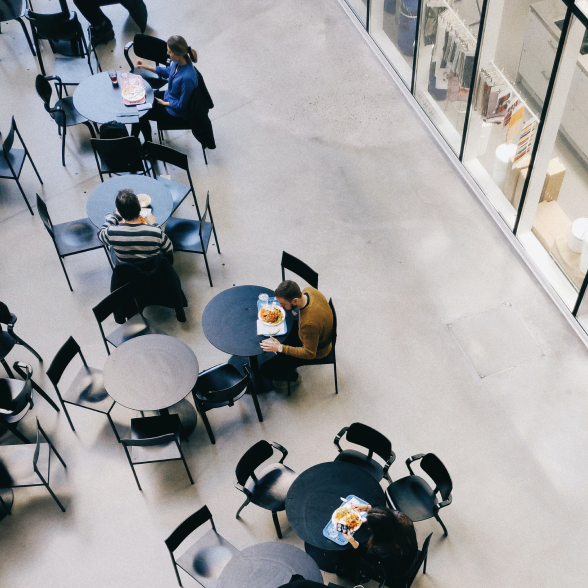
281, 252, 318, 289
192, 363, 262, 445
120, 414, 193, 491
0, 301, 43, 377
234, 440, 297, 539
35, 74, 96, 166
0, 418, 67, 513
165, 505, 239, 587
46, 336, 120, 442
124, 33, 169, 89
0, 362, 34, 444
385, 453, 453, 536
27, 9, 100, 85
144, 142, 197, 214
334, 422, 395, 483
36, 194, 110, 291
0, 116, 42, 215
0, 0, 36, 55
90, 137, 150, 182
164, 191, 220, 287
92, 283, 166, 355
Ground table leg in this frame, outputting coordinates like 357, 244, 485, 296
248, 355, 266, 395
160, 399, 197, 441
0, 489, 14, 521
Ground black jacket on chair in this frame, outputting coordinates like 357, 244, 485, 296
110, 255, 187, 323
190, 69, 216, 150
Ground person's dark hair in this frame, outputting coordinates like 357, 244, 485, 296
167, 35, 197, 62
366, 507, 416, 559
274, 280, 302, 302
115, 189, 141, 221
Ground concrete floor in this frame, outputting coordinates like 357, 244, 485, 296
1, 0, 588, 587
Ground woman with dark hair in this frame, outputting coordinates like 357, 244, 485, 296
132, 35, 198, 143
341, 505, 418, 585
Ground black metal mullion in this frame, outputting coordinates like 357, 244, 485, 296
366, 0, 371, 31
410, 0, 424, 95
459, 0, 489, 161
513, 6, 573, 234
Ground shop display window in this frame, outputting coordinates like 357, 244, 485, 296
345, 0, 369, 26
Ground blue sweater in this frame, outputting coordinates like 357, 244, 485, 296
155, 62, 198, 118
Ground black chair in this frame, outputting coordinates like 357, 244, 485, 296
234, 440, 297, 539
0, 362, 34, 444
144, 142, 197, 214
124, 33, 169, 89
377, 532, 433, 588
165, 505, 239, 588
334, 422, 395, 483
92, 283, 166, 355
0, 301, 43, 376
46, 336, 120, 442
0, 116, 42, 215
27, 9, 100, 85
192, 363, 262, 445
90, 136, 150, 182
35, 74, 96, 167
37, 194, 111, 291
287, 298, 338, 396
0, 0, 36, 55
0, 418, 67, 513
120, 414, 193, 491
385, 453, 453, 536
97, 0, 147, 32
281, 252, 318, 289
164, 191, 220, 287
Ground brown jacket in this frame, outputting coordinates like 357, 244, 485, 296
282, 287, 333, 360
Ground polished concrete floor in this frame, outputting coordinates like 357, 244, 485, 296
1, 1, 588, 587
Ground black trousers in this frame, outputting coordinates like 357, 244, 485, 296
72, 0, 144, 28
259, 327, 326, 382
131, 91, 187, 143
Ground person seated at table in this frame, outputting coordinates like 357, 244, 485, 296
131, 35, 198, 143
259, 280, 333, 388
98, 189, 173, 265
340, 506, 418, 586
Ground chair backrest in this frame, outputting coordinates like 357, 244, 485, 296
27, 10, 84, 49
345, 422, 392, 462
133, 33, 168, 64
165, 505, 214, 554
0, 362, 33, 415
281, 252, 318, 289
90, 137, 147, 175
0, 302, 11, 324
235, 440, 274, 486
144, 141, 189, 172
121, 433, 177, 448
199, 192, 212, 238
92, 283, 139, 324
199, 368, 250, 405
35, 74, 53, 109
420, 453, 452, 501
36, 194, 55, 237
403, 532, 433, 588
329, 299, 337, 348
2, 117, 18, 160
47, 336, 81, 387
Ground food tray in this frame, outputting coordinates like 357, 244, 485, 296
120, 74, 146, 106
322, 494, 369, 545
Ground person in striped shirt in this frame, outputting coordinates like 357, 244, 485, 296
98, 189, 173, 265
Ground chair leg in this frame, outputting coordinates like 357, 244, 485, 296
3, 421, 31, 444
104, 246, 114, 270
287, 380, 290, 397
57, 256, 74, 291
435, 513, 448, 537
201, 250, 213, 287
271, 511, 282, 539
235, 496, 250, 519
423, 550, 428, 574
178, 449, 194, 485
202, 146, 208, 165
12, 334, 43, 362
0, 493, 11, 516
43, 482, 66, 512
61, 125, 67, 167
250, 391, 263, 423
1, 359, 15, 378
16, 17, 36, 56
25, 150, 43, 185
169, 553, 183, 587
106, 411, 121, 442
199, 407, 215, 444
83, 121, 96, 138
333, 355, 338, 395
60, 400, 76, 432
13, 177, 34, 215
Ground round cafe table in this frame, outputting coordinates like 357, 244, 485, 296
102, 335, 199, 439
86, 175, 173, 228
217, 542, 323, 588
285, 461, 386, 572
73, 71, 154, 125
201, 286, 293, 393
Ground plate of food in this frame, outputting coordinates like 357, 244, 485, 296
121, 85, 146, 102
137, 193, 151, 207
331, 505, 363, 535
258, 306, 285, 326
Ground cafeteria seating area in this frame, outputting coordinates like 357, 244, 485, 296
2, 0, 588, 587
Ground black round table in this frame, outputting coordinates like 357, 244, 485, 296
86, 175, 173, 228
217, 542, 323, 588
285, 461, 386, 572
201, 286, 293, 392
103, 335, 199, 439
73, 71, 154, 125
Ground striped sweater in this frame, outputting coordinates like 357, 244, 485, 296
98, 213, 173, 263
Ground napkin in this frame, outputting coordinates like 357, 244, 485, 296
257, 320, 286, 337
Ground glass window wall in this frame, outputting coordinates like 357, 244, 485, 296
345, 0, 369, 27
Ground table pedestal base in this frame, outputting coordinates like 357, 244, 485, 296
304, 542, 340, 573
161, 399, 197, 440
0, 489, 14, 521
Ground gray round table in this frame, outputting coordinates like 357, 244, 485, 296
86, 175, 173, 228
217, 542, 323, 588
73, 71, 154, 125
103, 335, 199, 439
